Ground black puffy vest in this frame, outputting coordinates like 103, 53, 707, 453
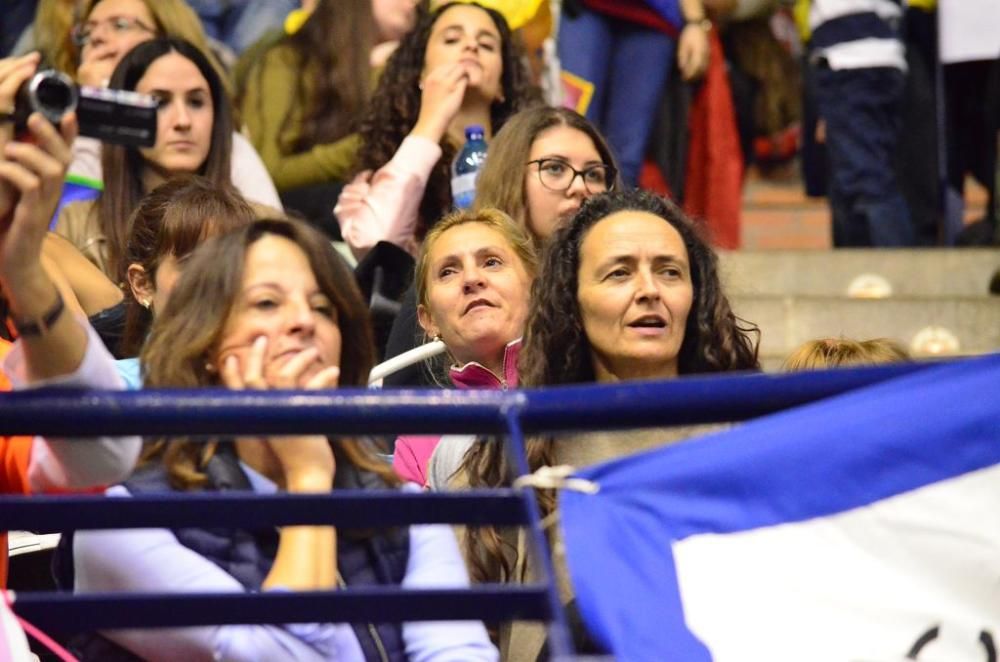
54, 443, 409, 661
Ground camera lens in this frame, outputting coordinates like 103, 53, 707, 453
14, 70, 79, 130
34, 75, 76, 117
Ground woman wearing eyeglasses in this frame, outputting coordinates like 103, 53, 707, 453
381, 106, 621, 387
473, 105, 622, 243
69, 0, 207, 88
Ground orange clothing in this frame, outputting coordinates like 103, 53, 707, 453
0, 339, 35, 586
0, 338, 34, 493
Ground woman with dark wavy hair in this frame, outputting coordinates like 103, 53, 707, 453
239, 0, 420, 193
455, 189, 759, 660
335, 1, 540, 261
520, 188, 759, 387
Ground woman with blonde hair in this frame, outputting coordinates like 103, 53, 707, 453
68, 0, 218, 86
392, 207, 537, 485
383, 105, 619, 386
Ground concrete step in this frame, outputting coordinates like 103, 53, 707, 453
720, 249, 1000, 298
737, 170, 989, 251
730, 295, 1000, 368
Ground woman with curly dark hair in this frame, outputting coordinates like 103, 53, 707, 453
334, 1, 540, 261
239, 0, 419, 193
452, 189, 759, 660
520, 189, 759, 387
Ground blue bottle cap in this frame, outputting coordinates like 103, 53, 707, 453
465, 124, 485, 140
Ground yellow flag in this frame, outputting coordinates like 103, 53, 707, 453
431, 0, 547, 31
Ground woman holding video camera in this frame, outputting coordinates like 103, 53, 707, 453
37, 0, 281, 211
53, 37, 265, 282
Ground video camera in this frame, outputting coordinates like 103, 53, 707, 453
13, 69, 157, 148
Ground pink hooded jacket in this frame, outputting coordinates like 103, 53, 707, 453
392, 339, 521, 486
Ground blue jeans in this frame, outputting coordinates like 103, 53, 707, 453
814, 65, 916, 247
185, 0, 297, 54
557, 7, 675, 187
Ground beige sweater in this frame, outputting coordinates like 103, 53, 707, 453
54, 198, 282, 281
54, 200, 106, 276
452, 424, 731, 662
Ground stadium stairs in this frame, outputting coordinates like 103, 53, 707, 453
725, 171, 1000, 370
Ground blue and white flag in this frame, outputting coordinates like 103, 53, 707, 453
561, 354, 1000, 662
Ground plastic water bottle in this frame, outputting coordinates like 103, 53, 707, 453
451, 125, 487, 210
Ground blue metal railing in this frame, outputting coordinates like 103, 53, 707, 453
0, 362, 935, 659
0, 362, 928, 437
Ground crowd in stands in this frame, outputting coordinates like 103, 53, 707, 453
0, 0, 996, 659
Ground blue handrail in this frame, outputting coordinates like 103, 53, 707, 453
0, 490, 530, 532
12, 587, 553, 633
0, 362, 930, 437
0, 361, 941, 659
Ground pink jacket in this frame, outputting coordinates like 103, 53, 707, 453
333, 135, 443, 260
392, 339, 521, 486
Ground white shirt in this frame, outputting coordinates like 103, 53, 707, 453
809, 0, 907, 71
68, 133, 283, 210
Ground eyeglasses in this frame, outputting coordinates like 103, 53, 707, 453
526, 158, 616, 194
72, 16, 157, 48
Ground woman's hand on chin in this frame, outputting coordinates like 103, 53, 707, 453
76, 57, 115, 88
219, 336, 340, 391
412, 62, 469, 143
221, 336, 340, 491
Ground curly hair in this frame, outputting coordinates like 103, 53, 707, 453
521, 189, 760, 386
460, 189, 760, 583
356, 1, 540, 239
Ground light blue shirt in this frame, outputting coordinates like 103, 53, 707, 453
115, 357, 142, 391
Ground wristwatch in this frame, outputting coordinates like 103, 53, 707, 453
7, 291, 66, 337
